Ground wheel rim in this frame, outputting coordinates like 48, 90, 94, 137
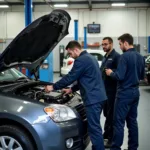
0, 136, 23, 150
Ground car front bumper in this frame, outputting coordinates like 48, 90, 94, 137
33, 117, 90, 150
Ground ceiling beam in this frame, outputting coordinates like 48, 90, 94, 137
88, 0, 92, 11
0, 0, 150, 5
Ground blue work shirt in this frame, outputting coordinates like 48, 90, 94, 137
53, 50, 107, 106
110, 48, 145, 99
101, 49, 120, 93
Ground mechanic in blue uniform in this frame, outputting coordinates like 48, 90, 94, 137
101, 37, 120, 147
106, 33, 145, 150
45, 41, 107, 150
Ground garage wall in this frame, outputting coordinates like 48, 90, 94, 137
147, 8, 150, 35
0, 6, 149, 39
0, 5, 149, 71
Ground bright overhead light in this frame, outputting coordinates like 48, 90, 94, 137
111, 3, 126, 6
54, 4, 68, 8
0, 5, 9, 8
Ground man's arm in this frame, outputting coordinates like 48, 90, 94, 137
112, 53, 121, 72
71, 83, 79, 92
53, 59, 85, 90
106, 56, 127, 81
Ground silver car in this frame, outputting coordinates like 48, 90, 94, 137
0, 10, 89, 150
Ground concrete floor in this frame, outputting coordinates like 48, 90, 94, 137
54, 74, 150, 150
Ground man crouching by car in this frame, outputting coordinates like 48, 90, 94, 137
45, 40, 107, 150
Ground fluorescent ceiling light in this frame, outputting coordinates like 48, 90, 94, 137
111, 3, 126, 6
0, 5, 9, 8
54, 4, 68, 8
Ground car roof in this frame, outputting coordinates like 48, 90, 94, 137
85, 49, 105, 56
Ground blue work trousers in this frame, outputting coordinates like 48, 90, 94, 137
85, 101, 105, 150
103, 92, 116, 141
111, 96, 139, 150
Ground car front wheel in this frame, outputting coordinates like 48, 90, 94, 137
0, 125, 34, 150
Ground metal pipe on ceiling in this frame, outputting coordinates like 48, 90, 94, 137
1, 1, 150, 5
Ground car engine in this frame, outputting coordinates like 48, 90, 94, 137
13, 82, 76, 104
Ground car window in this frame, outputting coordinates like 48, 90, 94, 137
0, 68, 26, 82
63, 52, 104, 61
90, 53, 103, 61
146, 56, 150, 63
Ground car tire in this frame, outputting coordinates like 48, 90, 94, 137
147, 75, 150, 84
0, 125, 34, 150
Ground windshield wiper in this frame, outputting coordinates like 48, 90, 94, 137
0, 77, 30, 84
15, 77, 29, 82
0, 77, 29, 84
0, 80, 15, 84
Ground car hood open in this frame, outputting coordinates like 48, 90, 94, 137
0, 9, 71, 74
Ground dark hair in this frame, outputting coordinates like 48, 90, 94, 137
118, 33, 133, 45
103, 37, 113, 43
66, 40, 81, 50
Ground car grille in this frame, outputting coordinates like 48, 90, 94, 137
75, 104, 87, 121
83, 132, 90, 147
73, 104, 90, 150
69, 136, 83, 150
69, 135, 90, 150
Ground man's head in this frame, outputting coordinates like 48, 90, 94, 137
118, 33, 134, 52
66, 40, 82, 59
102, 37, 113, 53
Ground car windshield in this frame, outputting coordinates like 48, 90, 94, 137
0, 68, 27, 82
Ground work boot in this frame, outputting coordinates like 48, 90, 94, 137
103, 133, 109, 140
104, 140, 112, 148
91, 145, 95, 150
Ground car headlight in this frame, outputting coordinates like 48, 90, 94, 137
44, 104, 77, 122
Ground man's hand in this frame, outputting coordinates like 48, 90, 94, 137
105, 69, 113, 76
45, 85, 54, 93
62, 88, 72, 95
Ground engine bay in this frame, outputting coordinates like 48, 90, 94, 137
13, 82, 75, 104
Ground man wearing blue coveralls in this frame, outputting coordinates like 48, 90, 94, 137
45, 41, 107, 150
106, 33, 145, 150
101, 37, 120, 147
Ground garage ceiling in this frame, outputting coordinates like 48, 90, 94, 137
0, 0, 150, 10
2, 0, 150, 3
